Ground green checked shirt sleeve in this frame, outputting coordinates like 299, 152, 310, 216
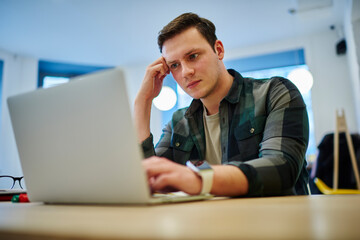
224, 70, 310, 196
141, 69, 309, 197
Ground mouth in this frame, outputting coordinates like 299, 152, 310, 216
187, 80, 201, 89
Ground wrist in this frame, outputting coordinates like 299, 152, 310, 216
186, 161, 214, 195
186, 167, 203, 195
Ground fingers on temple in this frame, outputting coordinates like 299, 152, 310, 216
149, 57, 168, 71
160, 57, 170, 74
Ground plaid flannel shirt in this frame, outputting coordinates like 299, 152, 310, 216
141, 69, 309, 196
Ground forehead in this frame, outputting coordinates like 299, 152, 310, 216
162, 27, 211, 62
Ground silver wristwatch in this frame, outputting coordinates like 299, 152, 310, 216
186, 161, 214, 195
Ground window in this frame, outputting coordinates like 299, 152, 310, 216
42, 76, 70, 89
38, 60, 112, 88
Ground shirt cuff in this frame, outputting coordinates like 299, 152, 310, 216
141, 133, 156, 158
227, 162, 264, 197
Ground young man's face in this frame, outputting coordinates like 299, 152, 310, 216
162, 27, 223, 100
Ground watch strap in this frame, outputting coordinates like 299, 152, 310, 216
199, 168, 214, 194
186, 161, 214, 195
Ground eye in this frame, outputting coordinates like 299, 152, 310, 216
170, 63, 179, 69
189, 53, 198, 60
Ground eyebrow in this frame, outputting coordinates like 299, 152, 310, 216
166, 48, 199, 65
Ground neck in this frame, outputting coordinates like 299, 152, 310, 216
201, 69, 233, 115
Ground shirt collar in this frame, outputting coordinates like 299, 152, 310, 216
224, 69, 243, 104
185, 69, 243, 118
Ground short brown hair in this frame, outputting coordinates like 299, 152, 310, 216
157, 12, 217, 53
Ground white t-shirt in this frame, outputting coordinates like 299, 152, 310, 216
203, 106, 222, 165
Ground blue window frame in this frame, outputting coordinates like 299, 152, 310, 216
38, 60, 112, 88
225, 49, 305, 71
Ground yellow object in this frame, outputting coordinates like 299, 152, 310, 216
314, 178, 360, 195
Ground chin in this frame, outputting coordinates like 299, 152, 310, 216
188, 93, 203, 100
187, 89, 208, 100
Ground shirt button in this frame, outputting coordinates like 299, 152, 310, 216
175, 142, 180, 147
250, 128, 255, 134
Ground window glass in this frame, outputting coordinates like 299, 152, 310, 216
42, 76, 70, 88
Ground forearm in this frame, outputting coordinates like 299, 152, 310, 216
134, 57, 170, 143
211, 165, 249, 196
134, 96, 153, 143
228, 139, 307, 196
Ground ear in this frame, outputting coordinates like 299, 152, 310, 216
214, 40, 225, 60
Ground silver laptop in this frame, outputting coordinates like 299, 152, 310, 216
7, 68, 212, 204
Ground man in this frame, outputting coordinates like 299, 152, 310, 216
134, 13, 309, 197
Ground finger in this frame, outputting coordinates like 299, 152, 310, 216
161, 57, 170, 74
142, 157, 175, 178
148, 57, 169, 76
146, 63, 166, 79
150, 173, 181, 192
151, 171, 200, 195
154, 56, 169, 75
143, 157, 203, 195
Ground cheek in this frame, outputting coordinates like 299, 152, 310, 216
171, 71, 181, 82
171, 72, 184, 87
194, 58, 209, 72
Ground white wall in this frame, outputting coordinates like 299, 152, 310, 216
307, 30, 357, 143
344, 0, 360, 133
0, 49, 38, 176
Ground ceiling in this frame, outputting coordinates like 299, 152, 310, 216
0, 0, 347, 67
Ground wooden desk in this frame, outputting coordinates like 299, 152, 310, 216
0, 195, 359, 240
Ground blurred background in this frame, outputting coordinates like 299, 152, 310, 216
0, 0, 359, 184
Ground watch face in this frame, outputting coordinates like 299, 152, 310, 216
187, 160, 212, 171
197, 161, 212, 170
190, 160, 204, 167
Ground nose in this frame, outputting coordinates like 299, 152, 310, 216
181, 62, 194, 79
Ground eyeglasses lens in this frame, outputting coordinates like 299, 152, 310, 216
0, 177, 14, 189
